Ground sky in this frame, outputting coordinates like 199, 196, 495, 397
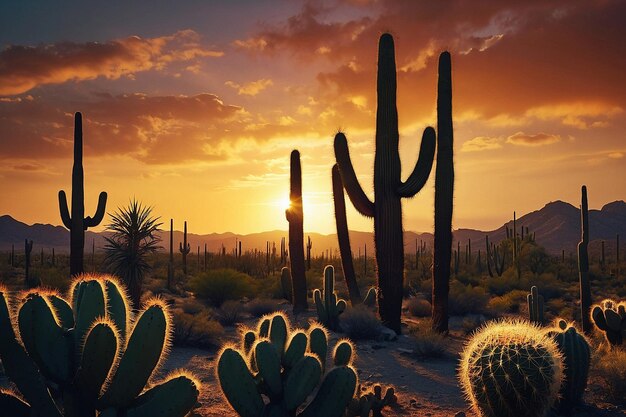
0, 0, 624, 235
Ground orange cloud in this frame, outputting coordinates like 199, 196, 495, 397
461, 136, 502, 152
0, 30, 223, 95
225, 78, 274, 96
506, 132, 561, 147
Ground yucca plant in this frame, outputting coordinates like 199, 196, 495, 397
103, 200, 162, 308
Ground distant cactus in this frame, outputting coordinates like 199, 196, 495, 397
527, 285, 545, 325
168, 218, 175, 290
334, 34, 436, 333
485, 235, 505, 278
347, 384, 397, 417
314, 266, 347, 331
578, 186, 591, 334
306, 236, 312, 270
591, 299, 626, 346
179, 220, 191, 275
332, 164, 362, 305
24, 239, 37, 288
58, 112, 107, 277
217, 312, 357, 417
285, 150, 308, 312
459, 319, 563, 417
546, 320, 591, 413
280, 266, 293, 303
0, 274, 199, 417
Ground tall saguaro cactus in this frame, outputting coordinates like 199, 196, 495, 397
285, 150, 308, 312
332, 164, 362, 305
432, 52, 454, 333
59, 112, 108, 277
579, 185, 591, 334
334, 34, 436, 333
179, 221, 191, 275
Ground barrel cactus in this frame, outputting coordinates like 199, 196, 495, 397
314, 265, 347, 331
346, 384, 397, 417
591, 298, 626, 346
217, 312, 357, 417
546, 319, 591, 413
0, 274, 200, 417
459, 319, 564, 417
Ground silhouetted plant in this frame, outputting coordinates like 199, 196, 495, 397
578, 185, 591, 334
103, 199, 162, 308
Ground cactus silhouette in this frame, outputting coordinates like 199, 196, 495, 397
527, 285, 545, 325
58, 112, 107, 277
591, 299, 626, 346
485, 235, 506, 277
306, 236, 312, 270
346, 384, 397, 417
280, 266, 293, 303
217, 312, 357, 417
168, 218, 175, 290
285, 150, 308, 312
578, 186, 591, 334
0, 274, 199, 417
24, 239, 36, 288
334, 34, 436, 333
179, 220, 191, 275
314, 266, 347, 331
459, 319, 563, 417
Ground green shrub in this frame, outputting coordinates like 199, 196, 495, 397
340, 305, 383, 340
449, 281, 490, 315
487, 289, 528, 316
189, 268, 254, 306
172, 308, 224, 348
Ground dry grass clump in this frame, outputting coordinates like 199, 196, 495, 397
172, 308, 224, 348
406, 296, 431, 317
216, 300, 245, 326
340, 305, 383, 340
596, 347, 626, 404
408, 322, 448, 359
246, 298, 281, 317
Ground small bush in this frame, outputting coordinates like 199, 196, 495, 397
597, 348, 626, 404
247, 298, 280, 317
216, 300, 244, 326
172, 308, 224, 349
487, 289, 528, 316
189, 268, 254, 307
408, 325, 448, 359
340, 306, 383, 341
36, 267, 71, 292
406, 296, 431, 317
449, 281, 490, 316
179, 298, 206, 315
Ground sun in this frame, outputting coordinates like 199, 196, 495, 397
280, 197, 291, 211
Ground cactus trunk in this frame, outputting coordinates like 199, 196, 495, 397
579, 185, 591, 334
286, 150, 308, 312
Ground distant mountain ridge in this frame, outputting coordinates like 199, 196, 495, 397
1, 200, 625, 255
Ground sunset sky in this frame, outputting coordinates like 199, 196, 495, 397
1, 0, 624, 235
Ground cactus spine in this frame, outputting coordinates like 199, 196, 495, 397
314, 266, 347, 331
285, 150, 308, 312
58, 112, 108, 277
179, 220, 190, 275
0, 274, 199, 416
332, 164, 362, 305
459, 319, 563, 417
334, 34, 436, 333
217, 312, 357, 417
546, 320, 590, 413
578, 186, 591, 334
591, 299, 626, 346
527, 285, 545, 325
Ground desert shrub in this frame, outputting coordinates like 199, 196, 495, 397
486, 268, 522, 295
449, 281, 490, 315
179, 297, 206, 314
408, 325, 448, 359
247, 298, 281, 317
189, 268, 254, 306
487, 289, 528, 316
172, 308, 224, 348
341, 305, 383, 341
406, 296, 432, 317
460, 315, 486, 335
216, 300, 244, 326
597, 348, 626, 404
36, 267, 71, 292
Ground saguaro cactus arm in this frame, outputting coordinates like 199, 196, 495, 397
58, 191, 72, 229
84, 192, 108, 228
397, 127, 436, 197
334, 133, 375, 218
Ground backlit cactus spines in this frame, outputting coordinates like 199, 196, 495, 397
579, 185, 592, 334
459, 319, 564, 417
58, 112, 108, 277
179, 220, 191, 275
347, 384, 397, 417
0, 274, 199, 417
527, 285, 545, 325
546, 319, 591, 413
280, 266, 293, 303
591, 298, 626, 346
217, 312, 357, 417
286, 150, 308, 312
334, 34, 436, 333
314, 265, 347, 331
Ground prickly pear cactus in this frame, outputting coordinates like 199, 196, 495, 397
591, 298, 626, 346
314, 265, 347, 331
459, 319, 564, 417
217, 312, 357, 417
0, 274, 200, 417
346, 384, 397, 417
546, 319, 591, 413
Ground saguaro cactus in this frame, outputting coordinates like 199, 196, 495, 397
579, 186, 591, 334
527, 285, 544, 325
332, 164, 362, 305
285, 150, 308, 312
334, 34, 436, 333
314, 266, 347, 331
24, 239, 36, 288
306, 236, 312, 270
179, 221, 191, 275
59, 112, 108, 277
168, 219, 175, 290
431, 51, 454, 334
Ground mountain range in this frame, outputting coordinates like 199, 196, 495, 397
1, 200, 625, 257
